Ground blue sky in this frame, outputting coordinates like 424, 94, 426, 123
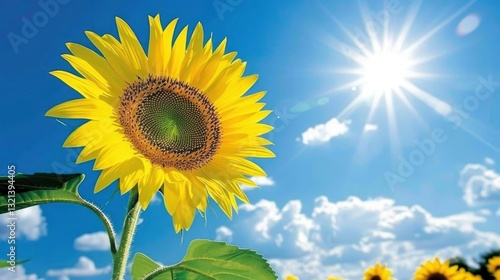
1, 0, 500, 279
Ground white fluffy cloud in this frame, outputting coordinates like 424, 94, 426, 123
485, 158, 495, 165
363, 124, 378, 132
222, 196, 500, 279
460, 163, 500, 206
74, 232, 110, 251
151, 193, 162, 204
301, 118, 351, 145
215, 226, 233, 242
240, 176, 275, 191
0, 206, 47, 240
46, 256, 111, 279
0, 265, 43, 280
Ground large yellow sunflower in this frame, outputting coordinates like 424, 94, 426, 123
413, 258, 463, 280
488, 256, 500, 274
363, 262, 394, 280
46, 15, 274, 232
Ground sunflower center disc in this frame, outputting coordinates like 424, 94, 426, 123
427, 273, 447, 280
119, 75, 221, 170
370, 276, 382, 280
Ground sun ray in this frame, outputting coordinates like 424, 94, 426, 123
337, 93, 368, 119
393, 87, 427, 128
382, 0, 390, 50
404, 0, 478, 55
359, 0, 382, 52
385, 92, 401, 156
330, 16, 374, 60
455, 123, 500, 155
399, 80, 452, 116
393, 0, 422, 52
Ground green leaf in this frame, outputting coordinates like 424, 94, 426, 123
131, 253, 162, 279
131, 240, 277, 280
0, 173, 85, 214
0, 259, 29, 268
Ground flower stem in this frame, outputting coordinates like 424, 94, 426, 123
112, 188, 141, 279
80, 200, 118, 255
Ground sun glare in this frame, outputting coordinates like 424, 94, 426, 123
361, 50, 410, 96
323, 0, 478, 154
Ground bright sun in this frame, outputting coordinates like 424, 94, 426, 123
323, 0, 481, 153
361, 50, 410, 96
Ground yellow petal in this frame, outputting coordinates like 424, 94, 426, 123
222, 110, 272, 127
119, 167, 145, 194
46, 99, 113, 120
116, 17, 148, 78
164, 182, 197, 233
184, 173, 207, 207
163, 181, 182, 215
201, 59, 244, 101
179, 22, 204, 81
254, 137, 274, 146
138, 166, 165, 209
147, 15, 164, 75
63, 120, 112, 147
201, 50, 237, 90
173, 198, 196, 232
161, 18, 179, 74
224, 156, 267, 177
73, 131, 123, 164
167, 25, 188, 79
221, 91, 267, 112
197, 198, 208, 212
189, 177, 208, 212
215, 74, 258, 105
196, 38, 227, 90
51, 70, 102, 100
220, 144, 275, 158
76, 143, 101, 163
94, 156, 144, 193
198, 177, 233, 218
65, 43, 127, 94
201, 164, 249, 204
228, 192, 238, 212
60, 54, 118, 96
222, 180, 249, 205
225, 123, 274, 136
93, 140, 135, 170
85, 31, 137, 83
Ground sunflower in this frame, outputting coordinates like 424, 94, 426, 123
413, 258, 463, 280
487, 256, 500, 274
285, 275, 299, 280
46, 15, 274, 232
363, 262, 394, 280
495, 270, 500, 280
457, 268, 482, 280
